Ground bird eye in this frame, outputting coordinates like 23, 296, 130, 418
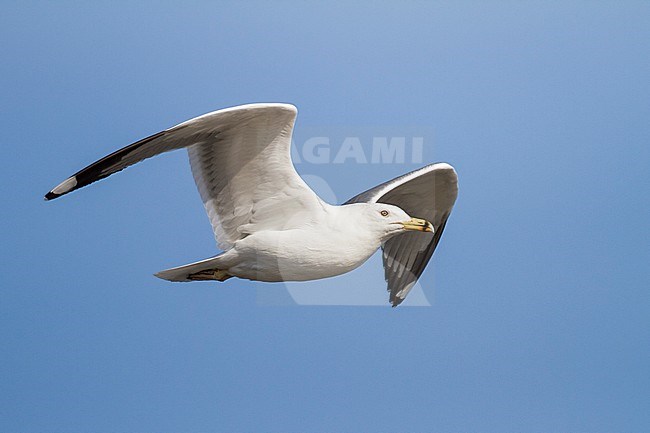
380, 210, 389, 217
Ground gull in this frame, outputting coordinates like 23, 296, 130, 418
45, 103, 458, 306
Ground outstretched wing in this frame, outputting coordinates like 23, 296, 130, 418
45, 103, 323, 249
345, 163, 458, 306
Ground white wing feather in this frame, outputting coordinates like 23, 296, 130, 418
45, 103, 323, 250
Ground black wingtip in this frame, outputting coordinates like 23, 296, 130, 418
44, 176, 78, 202
390, 297, 404, 308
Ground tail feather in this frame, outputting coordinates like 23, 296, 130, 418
154, 255, 227, 282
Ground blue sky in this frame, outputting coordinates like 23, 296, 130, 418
2, 1, 649, 432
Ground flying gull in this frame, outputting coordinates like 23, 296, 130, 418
45, 103, 458, 306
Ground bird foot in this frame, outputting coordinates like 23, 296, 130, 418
188, 269, 232, 282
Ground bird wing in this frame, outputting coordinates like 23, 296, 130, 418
45, 103, 323, 249
345, 163, 458, 306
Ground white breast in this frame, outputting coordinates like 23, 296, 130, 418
226, 228, 382, 282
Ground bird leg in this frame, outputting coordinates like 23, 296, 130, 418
187, 269, 232, 282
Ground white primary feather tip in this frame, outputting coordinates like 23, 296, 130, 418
46, 176, 78, 199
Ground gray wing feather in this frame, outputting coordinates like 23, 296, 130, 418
345, 163, 458, 306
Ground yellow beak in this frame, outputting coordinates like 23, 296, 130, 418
401, 217, 434, 233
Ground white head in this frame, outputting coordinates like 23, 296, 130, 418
349, 202, 434, 242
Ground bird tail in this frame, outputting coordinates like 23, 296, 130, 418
154, 255, 231, 282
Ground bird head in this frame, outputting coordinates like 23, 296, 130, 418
361, 203, 434, 241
